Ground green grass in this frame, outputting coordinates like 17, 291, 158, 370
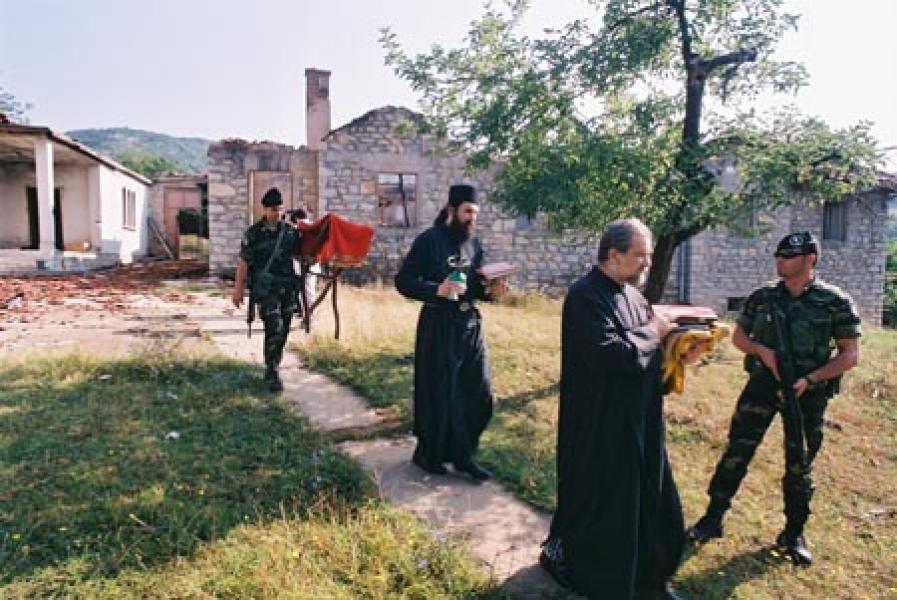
296, 285, 897, 600
0, 351, 503, 598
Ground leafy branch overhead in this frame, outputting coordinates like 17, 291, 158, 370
381, 0, 884, 301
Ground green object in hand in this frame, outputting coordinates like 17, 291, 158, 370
448, 270, 467, 301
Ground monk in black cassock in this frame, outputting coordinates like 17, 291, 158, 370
540, 218, 687, 600
395, 184, 508, 481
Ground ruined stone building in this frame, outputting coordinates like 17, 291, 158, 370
207, 68, 894, 323
207, 68, 597, 295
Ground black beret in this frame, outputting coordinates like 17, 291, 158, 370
261, 188, 283, 207
775, 231, 819, 256
448, 184, 477, 207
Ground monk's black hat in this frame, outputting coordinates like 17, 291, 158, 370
261, 188, 283, 207
448, 184, 476, 207
774, 231, 819, 257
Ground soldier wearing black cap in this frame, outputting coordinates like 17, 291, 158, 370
687, 231, 861, 566
395, 184, 509, 480
232, 188, 303, 391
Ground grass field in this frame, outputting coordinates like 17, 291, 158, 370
0, 349, 503, 599
295, 285, 897, 599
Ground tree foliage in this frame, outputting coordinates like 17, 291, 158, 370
0, 83, 33, 124
381, 0, 884, 300
116, 150, 183, 180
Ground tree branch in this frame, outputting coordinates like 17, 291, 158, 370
703, 48, 758, 74
668, 0, 693, 65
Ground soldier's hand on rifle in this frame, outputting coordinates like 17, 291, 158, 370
793, 376, 810, 398
232, 287, 244, 309
753, 343, 781, 381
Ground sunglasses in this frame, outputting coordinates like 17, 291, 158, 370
774, 251, 806, 259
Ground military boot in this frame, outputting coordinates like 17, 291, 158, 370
264, 365, 284, 392
776, 529, 812, 566
685, 514, 724, 544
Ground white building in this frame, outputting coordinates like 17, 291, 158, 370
0, 121, 151, 273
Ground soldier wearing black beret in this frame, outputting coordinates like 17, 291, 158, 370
231, 188, 303, 391
687, 231, 861, 566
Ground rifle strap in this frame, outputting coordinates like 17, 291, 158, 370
257, 223, 287, 281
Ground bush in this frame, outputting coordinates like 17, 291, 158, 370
885, 274, 897, 327
176, 207, 207, 237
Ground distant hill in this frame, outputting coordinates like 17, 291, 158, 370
66, 127, 213, 174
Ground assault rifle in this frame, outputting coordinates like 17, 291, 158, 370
770, 303, 808, 470
246, 293, 256, 338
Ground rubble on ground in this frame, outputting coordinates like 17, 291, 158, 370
0, 260, 212, 323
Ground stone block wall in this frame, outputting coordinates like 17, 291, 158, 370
684, 191, 888, 324
320, 107, 597, 293
207, 140, 317, 274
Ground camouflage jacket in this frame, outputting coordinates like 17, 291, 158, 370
737, 278, 861, 382
239, 219, 303, 280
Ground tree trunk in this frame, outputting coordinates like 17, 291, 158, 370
644, 231, 678, 303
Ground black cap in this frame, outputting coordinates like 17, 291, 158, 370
261, 188, 283, 207
448, 184, 476, 207
774, 231, 819, 257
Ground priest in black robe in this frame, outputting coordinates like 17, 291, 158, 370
540, 218, 687, 600
395, 184, 508, 481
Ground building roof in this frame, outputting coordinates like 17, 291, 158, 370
0, 123, 152, 185
324, 105, 425, 140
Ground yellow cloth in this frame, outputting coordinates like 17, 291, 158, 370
662, 325, 731, 394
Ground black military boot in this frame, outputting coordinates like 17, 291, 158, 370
776, 529, 812, 566
685, 513, 724, 544
265, 366, 284, 392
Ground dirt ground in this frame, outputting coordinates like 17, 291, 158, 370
0, 260, 214, 357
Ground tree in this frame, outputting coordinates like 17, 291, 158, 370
116, 150, 183, 180
0, 83, 33, 124
381, 0, 883, 301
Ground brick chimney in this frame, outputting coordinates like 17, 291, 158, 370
305, 68, 331, 151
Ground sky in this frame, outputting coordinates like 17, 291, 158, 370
2, 0, 895, 169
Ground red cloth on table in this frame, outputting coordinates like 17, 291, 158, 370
296, 213, 375, 267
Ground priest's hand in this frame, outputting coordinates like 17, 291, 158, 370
437, 277, 467, 299
487, 276, 510, 299
649, 309, 674, 340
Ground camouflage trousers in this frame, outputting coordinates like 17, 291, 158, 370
258, 280, 298, 371
705, 372, 830, 532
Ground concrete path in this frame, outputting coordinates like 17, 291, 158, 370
166, 291, 568, 598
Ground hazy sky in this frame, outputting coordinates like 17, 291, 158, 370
2, 0, 895, 168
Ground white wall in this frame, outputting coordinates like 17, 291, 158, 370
0, 163, 32, 248
97, 165, 149, 262
54, 165, 90, 246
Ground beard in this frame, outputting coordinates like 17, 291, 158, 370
626, 269, 648, 288
448, 218, 473, 241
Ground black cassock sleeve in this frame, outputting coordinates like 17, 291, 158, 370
395, 232, 441, 303
571, 292, 660, 374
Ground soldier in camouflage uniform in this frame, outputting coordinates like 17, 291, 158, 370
231, 188, 303, 392
687, 232, 861, 566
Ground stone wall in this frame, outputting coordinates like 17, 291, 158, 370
682, 191, 889, 324
207, 140, 317, 274
321, 107, 597, 293
206, 104, 889, 321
